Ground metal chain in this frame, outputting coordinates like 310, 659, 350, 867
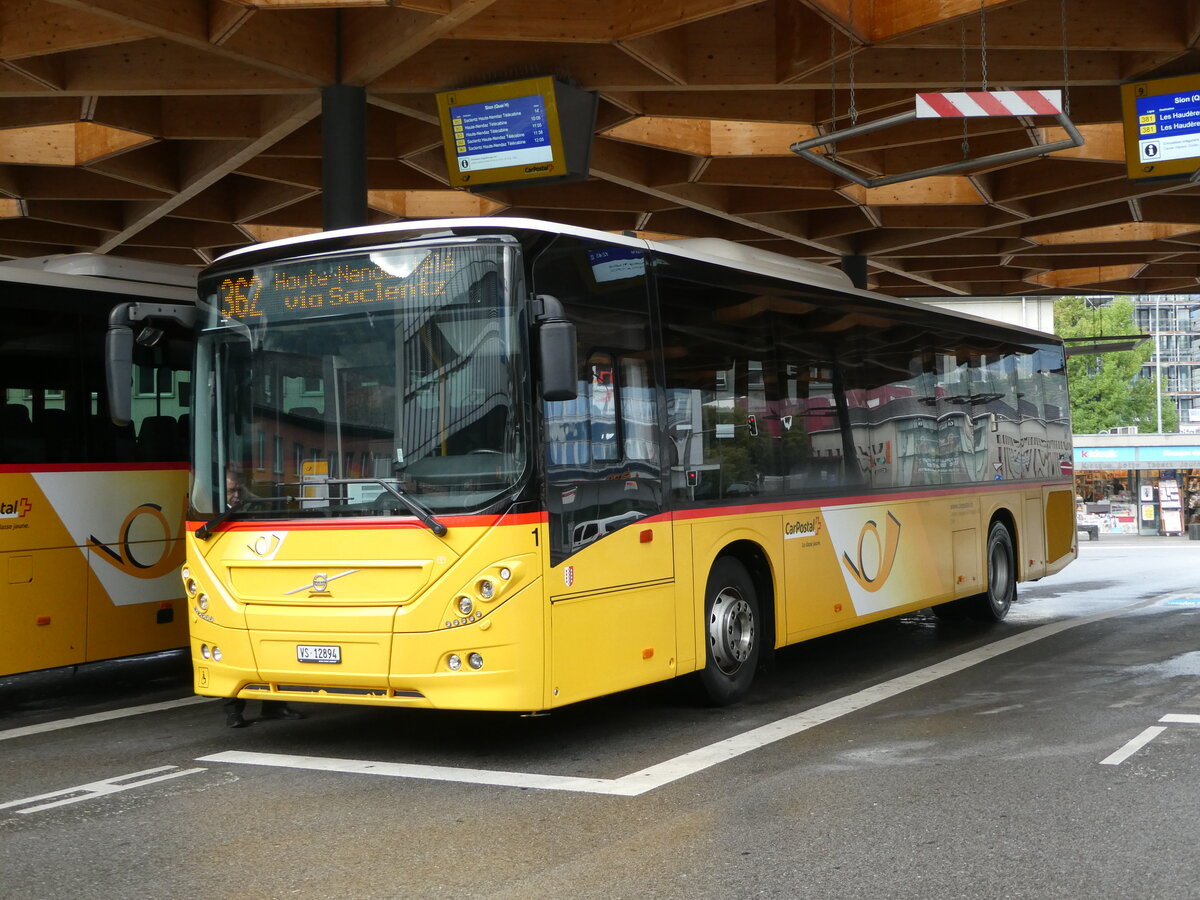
1061, 0, 1071, 114
961, 18, 970, 158
979, 0, 989, 92
847, 0, 858, 124
830, 22, 837, 160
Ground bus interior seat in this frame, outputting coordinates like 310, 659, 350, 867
35, 408, 75, 461
137, 414, 180, 461
89, 416, 136, 462
0, 403, 40, 462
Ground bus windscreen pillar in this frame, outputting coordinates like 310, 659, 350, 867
321, 84, 368, 231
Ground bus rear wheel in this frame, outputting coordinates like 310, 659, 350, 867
699, 557, 760, 705
967, 521, 1015, 622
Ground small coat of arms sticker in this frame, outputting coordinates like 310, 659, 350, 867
563, 565, 575, 587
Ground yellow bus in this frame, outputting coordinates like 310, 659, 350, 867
1, 254, 195, 677
177, 219, 1076, 711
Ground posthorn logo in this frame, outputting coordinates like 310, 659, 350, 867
841, 511, 902, 593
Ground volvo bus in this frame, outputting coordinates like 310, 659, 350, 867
1, 254, 195, 677
174, 218, 1076, 711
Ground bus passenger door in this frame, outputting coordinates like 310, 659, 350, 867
543, 353, 674, 706
535, 237, 675, 706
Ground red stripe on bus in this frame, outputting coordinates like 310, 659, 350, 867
0, 462, 189, 474
671, 479, 1069, 521
188, 510, 549, 533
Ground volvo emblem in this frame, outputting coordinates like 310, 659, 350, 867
284, 569, 360, 596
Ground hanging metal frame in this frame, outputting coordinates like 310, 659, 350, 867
795, 0, 1083, 188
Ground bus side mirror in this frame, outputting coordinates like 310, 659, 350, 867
106, 305, 135, 426
536, 294, 578, 402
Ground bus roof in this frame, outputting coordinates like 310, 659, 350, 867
0, 252, 196, 301
211, 217, 1060, 344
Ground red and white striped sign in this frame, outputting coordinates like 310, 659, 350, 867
915, 90, 1063, 118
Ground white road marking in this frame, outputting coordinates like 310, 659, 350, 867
0, 695, 214, 743
0, 766, 206, 815
1100, 726, 1168, 766
200, 595, 1162, 796
1160, 714, 1200, 725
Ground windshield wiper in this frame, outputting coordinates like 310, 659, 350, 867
194, 496, 292, 541
328, 478, 448, 536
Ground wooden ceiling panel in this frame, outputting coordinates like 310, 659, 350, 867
0, 0, 1188, 293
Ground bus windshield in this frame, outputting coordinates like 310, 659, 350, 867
191, 241, 526, 519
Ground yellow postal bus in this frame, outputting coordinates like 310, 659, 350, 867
1, 255, 195, 677
176, 219, 1076, 711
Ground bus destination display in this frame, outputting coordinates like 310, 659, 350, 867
214, 252, 459, 323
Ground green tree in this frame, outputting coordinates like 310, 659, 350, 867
1054, 295, 1178, 434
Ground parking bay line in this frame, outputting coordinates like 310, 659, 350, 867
0, 695, 214, 743
200, 596, 1161, 797
1100, 713, 1200, 765
0, 766, 207, 815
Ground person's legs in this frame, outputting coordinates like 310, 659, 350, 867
259, 699, 305, 720
223, 697, 248, 728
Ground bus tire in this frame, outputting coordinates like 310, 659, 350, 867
967, 521, 1015, 622
698, 557, 760, 705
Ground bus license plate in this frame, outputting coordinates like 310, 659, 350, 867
296, 644, 341, 664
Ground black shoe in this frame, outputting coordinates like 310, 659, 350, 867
225, 711, 250, 728
260, 704, 306, 721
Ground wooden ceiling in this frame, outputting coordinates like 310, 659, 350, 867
2, 0, 1200, 295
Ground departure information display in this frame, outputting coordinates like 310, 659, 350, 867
449, 93, 554, 174
437, 76, 597, 190
1122, 73, 1200, 180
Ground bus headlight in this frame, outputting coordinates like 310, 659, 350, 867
201, 644, 211, 660
468, 653, 484, 670
448, 654, 462, 671
479, 580, 495, 600
457, 596, 474, 616
185, 578, 197, 596
197, 593, 209, 611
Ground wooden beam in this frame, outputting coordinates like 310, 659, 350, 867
96, 93, 320, 252
0, 0, 148, 58
338, 1, 501, 85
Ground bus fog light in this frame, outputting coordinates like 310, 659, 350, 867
457, 596, 474, 616
479, 580, 495, 600
499, 567, 511, 581
201, 644, 211, 660
468, 653, 484, 670
212, 646, 223, 662
448, 654, 462, 671
197, 593, 209, 611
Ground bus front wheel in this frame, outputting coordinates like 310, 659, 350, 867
967, 521, 1015, 622
699, 557, 760, 705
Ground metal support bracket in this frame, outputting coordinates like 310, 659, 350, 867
791, 97, 1085, 189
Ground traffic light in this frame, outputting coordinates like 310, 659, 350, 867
746, 414, 758, 436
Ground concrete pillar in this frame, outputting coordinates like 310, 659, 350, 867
321, 84, 368, 231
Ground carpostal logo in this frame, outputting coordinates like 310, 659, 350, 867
0, 497, 32, 519
784, 517, 822, 540
841, 511, 902, 593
